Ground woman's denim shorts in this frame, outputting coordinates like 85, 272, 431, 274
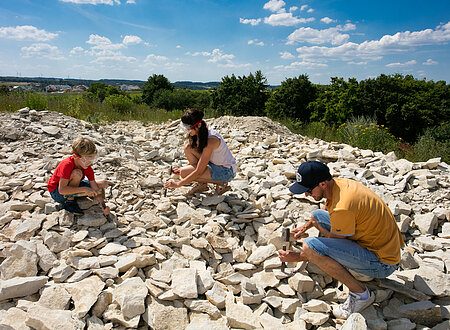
208, 162, 236, 182
50, 180, 90, 204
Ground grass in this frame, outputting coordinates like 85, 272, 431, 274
1, 91, 447, 163
293, 117, 449, 164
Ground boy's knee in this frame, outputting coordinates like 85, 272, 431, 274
70, 169, 83, 181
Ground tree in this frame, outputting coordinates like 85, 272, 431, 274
265, 74, 316, 121
0, 85, 9, 94
87, 82, 122, 102
142, 74, 173, 105
309, 77, 361, 125
211, 70, 269, 116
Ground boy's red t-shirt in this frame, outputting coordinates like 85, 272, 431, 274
47, 155, 95, 192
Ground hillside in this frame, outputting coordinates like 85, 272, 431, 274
0, 109, 449, 329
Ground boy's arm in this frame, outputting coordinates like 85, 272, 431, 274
90, 180, 110, 215
58, 178, 96, 196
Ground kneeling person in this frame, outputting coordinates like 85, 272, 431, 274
47, 136, 110, 215
278, 161, 404, 319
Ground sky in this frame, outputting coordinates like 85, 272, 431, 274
0, 0, 449, 85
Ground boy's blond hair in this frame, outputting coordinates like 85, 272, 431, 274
72, 137, 97, 156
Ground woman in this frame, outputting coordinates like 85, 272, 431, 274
164, 108, 237, 195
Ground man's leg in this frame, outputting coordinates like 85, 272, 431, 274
301, 243, 365, 293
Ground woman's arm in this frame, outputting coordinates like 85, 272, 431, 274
175, 137, 220, 187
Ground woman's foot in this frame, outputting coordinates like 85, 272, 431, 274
186, 183, 209, 196
214, 183, 231, 195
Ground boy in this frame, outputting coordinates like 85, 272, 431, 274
47, 136, 110, 216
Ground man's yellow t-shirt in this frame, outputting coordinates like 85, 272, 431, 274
325, 178, 404, 264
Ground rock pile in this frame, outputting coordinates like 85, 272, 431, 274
0, 108, 449, 329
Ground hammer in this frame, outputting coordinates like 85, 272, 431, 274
163, 165, 173, 197
281, 227, 290, 272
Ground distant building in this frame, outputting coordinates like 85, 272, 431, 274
46, 84, 72, 92
72, 85, 89, 92
120, 84, 140, 91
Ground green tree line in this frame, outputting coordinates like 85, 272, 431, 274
1, 71, 448, 162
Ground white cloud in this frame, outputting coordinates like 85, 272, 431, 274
240, 18, 262, 26
348, 61, 367, 65
21, 43, 65, 60
386, 60, 417, 67
144, 54, 168, 62
274, 60, 328, 70
91, 54, 136, 64
293, 22, 450, 62
86, 34, 124, 51
287, 24, 356, 45
263, 0, 286, 13
208, 48, 235, 63
248, 39, 264, 46
70, 46, 85, 55
423, 58, 438, 65
289, 6, 298, 12
307, 8, 314, 13
176, 45, 182, 49
321, 17, 336, 24
0, 25, 58, 41
122, 35, 142, 45
280, 51, 295, 59
264, 13, 314, 26
126, 0, 135, 3
59, 0, 120, 5
300, 5, 308, 11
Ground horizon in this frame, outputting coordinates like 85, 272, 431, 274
1, 1, 449, 85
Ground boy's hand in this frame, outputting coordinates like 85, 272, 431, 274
102, 206, 111, 215
83, 187, 97, 197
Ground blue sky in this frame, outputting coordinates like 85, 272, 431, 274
0, 0, 449, 85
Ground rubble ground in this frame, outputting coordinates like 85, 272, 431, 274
0, 108, 449, 329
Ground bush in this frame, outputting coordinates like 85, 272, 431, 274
337, 116, 400, 152
24, 91, 48, 110
103, 94, 134, 114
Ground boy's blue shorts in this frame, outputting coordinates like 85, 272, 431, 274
50, 180, 90, 204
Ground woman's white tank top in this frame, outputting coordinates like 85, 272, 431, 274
208, 129, 237, 173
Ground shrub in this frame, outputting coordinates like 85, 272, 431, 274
24, 91, 48, 110
103, 94, 134, 114
337, 116, 400, 152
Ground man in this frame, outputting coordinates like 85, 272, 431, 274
278, 161, 404, 319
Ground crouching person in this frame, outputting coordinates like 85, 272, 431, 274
47, 136, 110, 216
278, 161, 404, 319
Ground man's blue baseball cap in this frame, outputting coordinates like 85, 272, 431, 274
289, 161, 331, 194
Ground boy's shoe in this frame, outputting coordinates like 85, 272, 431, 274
63, 200, 84, 215
333, 290, 375, 319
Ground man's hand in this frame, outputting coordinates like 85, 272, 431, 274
278, 250, 305, 263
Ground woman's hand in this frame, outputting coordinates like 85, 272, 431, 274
172, 168, 181, 175
164, 180, 180, 189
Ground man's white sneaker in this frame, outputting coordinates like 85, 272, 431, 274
333, 290, 375, 319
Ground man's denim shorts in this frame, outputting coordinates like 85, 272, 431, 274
50, 180, 90, 204
208, 162, 236, 182
303, 209, 399, 279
